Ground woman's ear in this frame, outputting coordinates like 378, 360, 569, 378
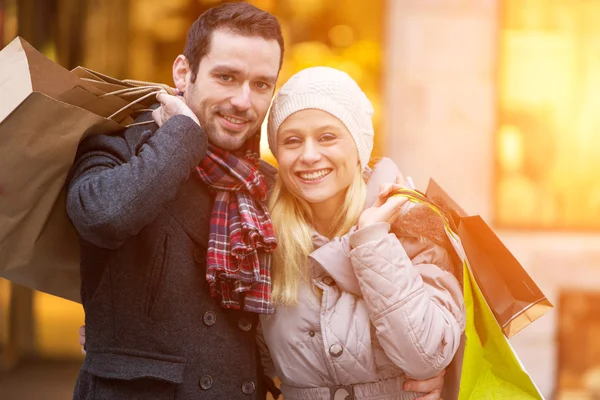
172, 55, 190, 94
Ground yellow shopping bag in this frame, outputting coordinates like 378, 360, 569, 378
392, 189, 545, 399
459, 259, 543, 399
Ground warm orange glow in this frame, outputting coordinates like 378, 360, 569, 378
33, 292, 84, 359
497, 0, 600, 230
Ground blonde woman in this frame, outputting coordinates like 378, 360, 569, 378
258, 67, 465, 400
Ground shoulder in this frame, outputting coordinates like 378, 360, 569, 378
259, 159, 278, 190
365, 157, 401, 207
76, 109, 159, 158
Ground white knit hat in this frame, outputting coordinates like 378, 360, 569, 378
267, 67, 374, 170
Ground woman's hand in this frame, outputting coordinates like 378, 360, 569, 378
358, 181, 408, 229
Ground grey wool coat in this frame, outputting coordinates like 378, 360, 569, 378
66, 111, 278, 400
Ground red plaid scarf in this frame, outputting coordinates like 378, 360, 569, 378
197, 133, 276, 314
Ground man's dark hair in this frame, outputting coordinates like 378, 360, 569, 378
184, 2, 284, 82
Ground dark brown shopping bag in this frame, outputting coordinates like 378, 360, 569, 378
0, 37, 169, 302
426, 179, 553, 337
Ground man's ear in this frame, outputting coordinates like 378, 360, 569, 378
173, 55, 190, 94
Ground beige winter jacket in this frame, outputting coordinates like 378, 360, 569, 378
258, 158, 465, 399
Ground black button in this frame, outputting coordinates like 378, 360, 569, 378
241, 380, 256, 395
238, 317, 252, 332
194, 249, 206, 264
323, 276, 336, 286
203, 311, 216, 326
199, 375, 212, 390
309, 331, 316, 337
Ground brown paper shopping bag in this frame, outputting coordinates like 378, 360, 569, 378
0, 37, 171, 302
426, 179, 553, 338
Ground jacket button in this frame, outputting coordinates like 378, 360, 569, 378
199, 375, 212, 390
323, 276, 336, 286
241, 380, 256, 395
329, 344, 343, 357
203, 311, 216, 326
238, 317, 252, 332
309, 331, 316, 337
194, 249, 206, 264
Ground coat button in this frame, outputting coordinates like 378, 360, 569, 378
194, 249, 206, 264
329, 344, 343, 357
241, 380, 256, 395
199, 375, 212, 390
203, 311, 216, 326
309, 331, 316, 337
238, 317, 252, 332
323, 276, 336, 286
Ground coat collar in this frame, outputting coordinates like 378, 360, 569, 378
306, 158, 399, 297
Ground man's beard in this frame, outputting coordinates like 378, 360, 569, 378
200, 106, 259, 152
200, 113, 260, 154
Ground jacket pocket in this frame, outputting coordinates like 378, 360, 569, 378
80, 350, 185, 400
144, 233, 170, 318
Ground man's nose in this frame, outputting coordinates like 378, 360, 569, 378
230, 84, 251, 111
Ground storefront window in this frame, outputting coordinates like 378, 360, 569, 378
497, 0, 600, 230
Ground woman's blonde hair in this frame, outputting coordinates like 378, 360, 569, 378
269, 164, 367, 305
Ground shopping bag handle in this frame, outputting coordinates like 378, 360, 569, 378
391, 188, 459, 237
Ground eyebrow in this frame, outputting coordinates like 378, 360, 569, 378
319, 125, 344, 132
209, 64, 277, 84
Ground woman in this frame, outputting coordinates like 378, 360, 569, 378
258, 66, 465, 400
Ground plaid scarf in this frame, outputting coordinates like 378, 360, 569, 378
196, 134, 276, 314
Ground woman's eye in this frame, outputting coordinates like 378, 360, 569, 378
283, 137, 301, 145
320, 133, 336, 142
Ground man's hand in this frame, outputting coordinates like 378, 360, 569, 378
79, 325, 86, 355
404, 369, 446, 400
152, 92, 200, 128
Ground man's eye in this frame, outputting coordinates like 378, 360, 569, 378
255, 81, 270, 90
219, 75, 233, 82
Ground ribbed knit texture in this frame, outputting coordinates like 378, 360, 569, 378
267, 67, 374, 170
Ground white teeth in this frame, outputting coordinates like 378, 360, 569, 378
223, 115, 245, 124
298, 169, 331, 181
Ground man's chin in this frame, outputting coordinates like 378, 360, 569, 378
208, 130, 253, 152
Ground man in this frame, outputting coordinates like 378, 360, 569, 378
68, 3, 446, 399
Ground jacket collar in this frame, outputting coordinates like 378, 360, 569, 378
307, 158, 400, 297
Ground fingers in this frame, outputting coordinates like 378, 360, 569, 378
379, 196, 408, 223
152, 107, 163, 127
403, 369, 446, 395
412, 390, 442, 400
379, 182, 406, 199
153, 92, 200, 127
78, 325, 86, 355
155, 90, 168, 104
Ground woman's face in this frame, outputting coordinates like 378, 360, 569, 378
276, 109, 360, 214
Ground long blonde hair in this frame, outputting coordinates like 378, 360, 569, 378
269, 164, 367, 305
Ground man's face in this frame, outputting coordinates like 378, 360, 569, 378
182, 30, 281, 151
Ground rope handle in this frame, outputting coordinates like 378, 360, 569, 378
78, 73, 178, 128
391, 188, 458, 238
107, 89, 165, 121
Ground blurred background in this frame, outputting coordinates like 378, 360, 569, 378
0, 0, 599, 399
